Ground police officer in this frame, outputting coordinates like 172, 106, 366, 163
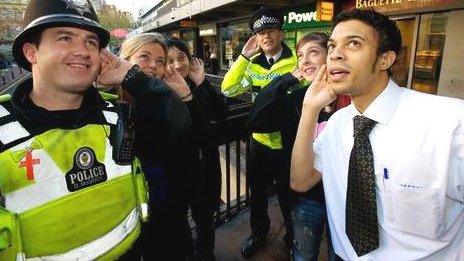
221, 6, 297, 258
0, 0, 190, 260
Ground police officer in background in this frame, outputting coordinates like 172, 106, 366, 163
221, 6, 297, 258
0, 0, 190, 260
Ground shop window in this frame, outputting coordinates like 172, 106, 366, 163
392, 18, 415, 87
201, 35, 219, 74
284, 30, 297, 52
180, 30, 196, 56
219, 21, 252, 69
412, 13, 448, 94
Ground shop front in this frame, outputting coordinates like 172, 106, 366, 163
218, 2, 335, 71
199, 23, 219, 74
179, 20, 199, 56
163, 20, 200, 58
343, 0, 464, 99
219, 19, 253, 70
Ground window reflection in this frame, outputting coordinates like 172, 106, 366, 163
412, 13, 448, 94
392, 18, 414, 87
220, 21, 252, 69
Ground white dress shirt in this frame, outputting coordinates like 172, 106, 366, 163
314, 80, 464, 260
265, 47, 282, 66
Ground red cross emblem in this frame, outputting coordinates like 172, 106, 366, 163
19, 150, 40, 181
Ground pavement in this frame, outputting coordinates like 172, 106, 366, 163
214, 197, 328, 261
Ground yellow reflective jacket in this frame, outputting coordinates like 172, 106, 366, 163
222, 44, 297, 149
0, 91, 148, 260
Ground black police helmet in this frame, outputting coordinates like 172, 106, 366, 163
13, 0, 110, 70
249, 7, 284, 34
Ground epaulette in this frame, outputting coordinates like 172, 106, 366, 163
0, 94, 12, 103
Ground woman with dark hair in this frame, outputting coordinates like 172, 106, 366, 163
248, 32, 350, 261
166, 37, 228, 261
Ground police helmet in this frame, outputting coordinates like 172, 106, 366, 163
13, 0, 110, 70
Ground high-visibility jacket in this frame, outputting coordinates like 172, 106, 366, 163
221, 44, 297, 149
0, 94, 148, 260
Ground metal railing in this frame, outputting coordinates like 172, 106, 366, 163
214, 107, 252, 226
206, 73, 255, 227
0, 65, 29, 93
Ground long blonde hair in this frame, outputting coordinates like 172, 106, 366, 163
119, 32, 168, 60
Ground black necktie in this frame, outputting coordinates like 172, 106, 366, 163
346, 115, 379, 256
268, 57, 274, 66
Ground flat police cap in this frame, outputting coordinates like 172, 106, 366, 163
249, 7, 284, 34
13, 0, 110, 70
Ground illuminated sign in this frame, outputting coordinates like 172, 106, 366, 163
180, 20, 197, 28
199, 28, 216, 36
283, 4, 331, 30
317, 1, 334, 22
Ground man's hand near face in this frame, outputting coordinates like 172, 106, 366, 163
96, 49, 133, 86
241, 36, 260, 59
302, 65, 336, 110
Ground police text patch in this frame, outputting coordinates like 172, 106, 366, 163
65, 147, 107, 192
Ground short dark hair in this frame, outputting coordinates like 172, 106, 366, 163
296, 32, 329, 53
26, 28, 43, 47
333, 9, 402, 56
165, 37, 191, 61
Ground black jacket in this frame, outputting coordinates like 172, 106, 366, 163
183, 78, 228, 207
7, 78, 109, 135
123, 71, 192, 160
114, 71, 194, 209
186, 78, 228, 147
248, 73, 333, 202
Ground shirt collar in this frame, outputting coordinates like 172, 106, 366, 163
349, 79, 404, 125
265, 47, 283, 63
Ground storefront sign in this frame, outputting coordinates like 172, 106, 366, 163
317, 1, 334, 22
355, 0, 456, 13
283, 5, 331, 30
199, 24, 217, 36
180, 20, 197, 28
199, 28, 216, 36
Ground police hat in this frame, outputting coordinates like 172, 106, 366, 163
249, 7, 284, 34
13, 0, 110, 70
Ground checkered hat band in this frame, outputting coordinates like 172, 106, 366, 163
253, 15, 280, 30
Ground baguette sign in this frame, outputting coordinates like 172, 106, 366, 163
355, 0, 457, 12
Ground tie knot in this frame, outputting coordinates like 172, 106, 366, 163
353, 115, 377, 137
268, 57, 275, 65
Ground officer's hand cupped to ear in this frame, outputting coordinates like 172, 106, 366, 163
96, 49, 133, 86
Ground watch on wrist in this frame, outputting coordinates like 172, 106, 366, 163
122, 64, 141, 88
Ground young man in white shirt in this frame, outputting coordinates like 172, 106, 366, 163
291, 9, 464, 260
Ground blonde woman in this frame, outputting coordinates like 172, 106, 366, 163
105, 32, 194, 260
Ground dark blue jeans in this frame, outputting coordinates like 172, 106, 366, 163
291, 197, 335, 261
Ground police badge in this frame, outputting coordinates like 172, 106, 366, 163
61, 0, 91, 15
65, 147, 108, 192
